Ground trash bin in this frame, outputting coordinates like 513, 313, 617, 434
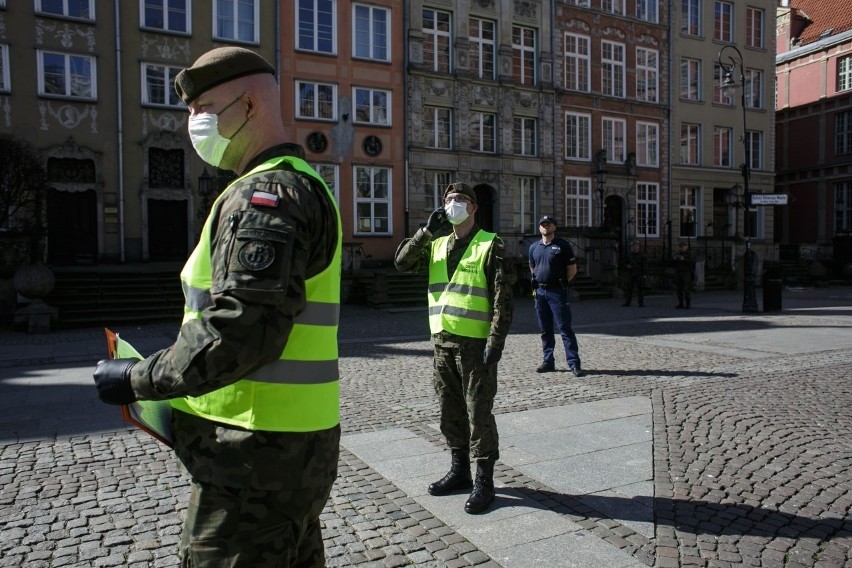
762, 274, 782, 312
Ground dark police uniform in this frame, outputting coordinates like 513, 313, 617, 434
622, 244, 646, 307
529, 237, 581, 371
673, 245, 696, 308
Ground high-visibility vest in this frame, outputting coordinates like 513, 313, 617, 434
170, 155, 342, 432
427, 230, 495, 338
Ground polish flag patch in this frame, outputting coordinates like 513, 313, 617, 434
250, 190, 280, 208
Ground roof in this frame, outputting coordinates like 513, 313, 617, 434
789, 0, 852, 47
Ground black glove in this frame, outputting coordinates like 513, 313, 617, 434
530, 277, 539, 289
426, 207, 448, 234
483, 346, 502, 365
93, 358, 138, 405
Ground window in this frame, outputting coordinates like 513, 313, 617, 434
714, 64, 733, 105
746, 7, 764, 48
714, 1, 733, 42
515, 177, 537, 233
682, 0, 701, 36
636, 122, 658, 167
636, 0, 658, 23
564, 33, 590, 92
148, 148, 185, 188
512, 25, 536, 86
565, 112, 591, 160
745, 205, 761, 239
602, 117, 626, 164
744, 68, 763, 109
637, 183, 659, 237
681, 123, 701, 165
840, 56, 852, 93
142, 63, 183, 107
426, 171, 452, 209
296, 81, 336, 120
513, 117, 537, 156
38, 50, 96, 100
680, 187, 700, 237
470, 18, 495, 80
636, 48, 658, 103
353, 4, 389, 61
835, 111, 852, 155
745, 130, 762, 170
470, 112, 496, 153
714, 126, 732, 167
0, 45, 8, 93
836, 182, 852, 232
214, 0, 258, 44
681, 58, 701, 100
423, 8, 451, 73
566, 0, 590, 5
601, 41, 625, 98
298, 0, 335, 54
565, 177, 592, 228
601, 0, 624, 16
142, 0, 189, 33
353, 87, 390, 126
313, 163, 339, 201
424, 106, 452, 149
36, 0, 93, 19
354, 166, 391, 235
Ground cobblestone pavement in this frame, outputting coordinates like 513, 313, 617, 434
1, 289, 851, 567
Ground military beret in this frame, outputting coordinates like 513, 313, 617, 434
443, 182, 477, 205
175, 47, 274, 104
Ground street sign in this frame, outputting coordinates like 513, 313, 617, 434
750, 193, 788, 206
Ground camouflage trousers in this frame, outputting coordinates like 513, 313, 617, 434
178, 478, 333, 567
432, 335, 499, 462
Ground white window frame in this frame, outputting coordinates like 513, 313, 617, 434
427, 171, 453, 209
0, 44, 9, 93
297, 0, 336, 54
36, 0, 94, 20
565, 0, 590, 6
835, 181, 852, 232
601, 0, 625, 16
745, 68, 763, 109
565, 177, 592, 228
636, 122, 659, 167
354, 165, 392, 235
602, 117, 626, 164
37, 50, 97, 100
214, 0, 259, 44
681, 123, 701, 165
564, 33, 590, 92
141, 0, 190, 34
601, 40, 625, 98
745, 130, 762, 171
470, 112, 496, 153
636, 47, 658, 103
714, 1, 733, 43
424, 106, 452, 149
353, 3, 389, 62
636, 0, 658, 23
746, 7, 764, 49
296, 81, 337, 121
714, 126, 733, 167
353, 87, 391, 126
469, 17, 496, 80
839, 56, 852, 93
637, 183, 659, 238
680, 186, 701, 238
515, 177, 538, 233
513, 116, 537, 156
682, 0, 701, 36
313, 163, 339, 202
565, 112, 591, 160
837, 111, 852, 155
512, 25, 536, 86
423, 8, 451, 73
141, 62, 184, 108
681, 57, 701, 101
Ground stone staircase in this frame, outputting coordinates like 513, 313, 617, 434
365, 271, 428, 309
570, 273, 613, 300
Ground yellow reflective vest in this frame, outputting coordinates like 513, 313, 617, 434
170, 155, 342, 432
428, 230, 495, 338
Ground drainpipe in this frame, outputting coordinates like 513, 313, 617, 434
550, 0, 558, 220
114, 0, 125, 262
403, 1, 410, 236
666, 0, 673, 256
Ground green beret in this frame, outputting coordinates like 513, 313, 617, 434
443, 182, 477, 205
175, 47, 274, 104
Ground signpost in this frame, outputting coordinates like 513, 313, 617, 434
750, 193, 789, 206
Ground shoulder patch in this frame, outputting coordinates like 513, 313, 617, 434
238, 240, 276, 271
250, 190, 280, 208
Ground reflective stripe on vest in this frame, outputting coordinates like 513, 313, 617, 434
427, 230, 495, 338
170, 155, 342, 432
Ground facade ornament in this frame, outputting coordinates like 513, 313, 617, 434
427, 80, 448, 96
565, 19, 591, 32
39, 101, 93, 131
636, 34, 659, 47
601, 27, 626, 40
35, 21, 95, 51
514, 0, 537, 19
141, 36, 191, 60
473, 0, 494, 8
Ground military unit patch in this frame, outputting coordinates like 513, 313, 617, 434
238, 240, 276, 271
250, 190, 280, 208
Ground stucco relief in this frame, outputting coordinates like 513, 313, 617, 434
426, 80, 448, 97
35, 21, 95, 51
636, 34, 659, 47
601, 27, 626, 40
514, 92, 537, 109
39, 101, 97, 132
141, 36, 191, 61
472, 170, 498, 184
514, 0, 537, 19
472, 85, 496, 106
473, 0, 494, 8
142, 110, 186, 138
565, 19, 591, 32
409, 42, 422, 65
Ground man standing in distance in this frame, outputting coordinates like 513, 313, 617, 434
395, 182, 514, 514
529, 216, 583, 376
92, 47, 342, 567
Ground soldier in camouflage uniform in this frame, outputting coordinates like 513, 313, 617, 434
673, 241, 696, 309
394, 182, 514, 515
93, 47, 340, 567
621, 240, 646, 307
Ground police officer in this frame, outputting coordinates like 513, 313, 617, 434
622, 240, 646, 307
673, 241, 696, 309
394, 182, 514, 515
92, 47, 341, 567
529, 216, 582, 376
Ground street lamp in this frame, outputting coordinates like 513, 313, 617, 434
718, 45, 759, 313
595, 149, 608, 229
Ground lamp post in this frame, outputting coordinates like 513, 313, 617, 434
595, 149, 608, 229
718, 45, 759, 313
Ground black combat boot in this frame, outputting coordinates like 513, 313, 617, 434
428, 449, 473, 496
464, 459, 496, 514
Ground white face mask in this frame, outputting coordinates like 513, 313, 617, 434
188, 95, 245, 167
445, 200, 470, 225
